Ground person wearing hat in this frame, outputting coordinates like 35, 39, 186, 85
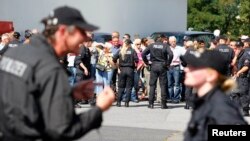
0, 6, 115, 141
142, 35, 173, 109
8, 31, 22, 48
183, 49, 247, 141
231, 41, 250, 116
214, 35, 234, 76
23, 29, 33, 44
243, 38, 250, 49
113, 39, 139, 107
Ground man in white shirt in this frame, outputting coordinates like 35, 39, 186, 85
167, 36, 186, 103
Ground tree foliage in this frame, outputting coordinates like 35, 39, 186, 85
188, 0, 250, 38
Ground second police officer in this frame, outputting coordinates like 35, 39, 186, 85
231, 41, 250, 116
113, 39, 139, 107
142, 35, 173, 109
215, 35, 234, 76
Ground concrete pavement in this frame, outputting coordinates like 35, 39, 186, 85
75, 101, 250, 141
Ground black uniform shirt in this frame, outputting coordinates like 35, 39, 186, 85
142, 41, 173, 66
184, 87, 247, 141
113, 47, 139, 67
236, 50, 250, 74
75, 46, 91, 73
0, 35, 102, 140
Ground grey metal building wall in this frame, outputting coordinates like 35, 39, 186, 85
0, 0, 187, 37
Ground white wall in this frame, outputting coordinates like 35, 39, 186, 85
0, 0, 187, 37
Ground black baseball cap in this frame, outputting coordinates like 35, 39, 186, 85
42, 6, 98, 31
183, 49, 227, 75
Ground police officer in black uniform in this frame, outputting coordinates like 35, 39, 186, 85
215, 35, 234, 76
0, 6, 115, 141
231, 41, 250, 116
113, 39, 139, 107
75, 42, 91, 82
183, 49, 247, 141
142, 35, 173, 109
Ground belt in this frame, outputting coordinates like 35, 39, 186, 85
169, 65, 180, 68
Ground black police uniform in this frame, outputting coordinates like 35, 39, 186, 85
184, 87, 247, 141
74, 45, 91, 81
0, 35, 103, 141
113, 47, 138, 107
180, 48, 194, 109
233, 49, 250, 115
215, 44, 234, 76
142, 41, 173, 108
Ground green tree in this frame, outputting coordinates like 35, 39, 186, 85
188, 0, 249, 38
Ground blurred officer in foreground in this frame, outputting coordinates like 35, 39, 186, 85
0, 6, 115, 141
184, 50, 247, 141
231, 41, 250, 116
142, 35, 173, 109
183, 49, 247, 141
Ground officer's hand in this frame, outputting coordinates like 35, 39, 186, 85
73, 80, 94, 100
96, 86, 115, 111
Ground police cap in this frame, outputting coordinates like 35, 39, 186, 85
42, 6, 98, 31
183, 49, 227, 74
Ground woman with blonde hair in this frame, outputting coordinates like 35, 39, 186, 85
183, 49, 247, 141
113, 39, 139, 107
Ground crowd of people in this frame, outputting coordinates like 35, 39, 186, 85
1, 23, 250, 115
54, 29, 250, 115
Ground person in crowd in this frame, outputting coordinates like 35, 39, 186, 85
123, 33, 131, 41
214, 35, 234, 77
183, 49, 247, 141
243, 38, 250, 49
8, 31, 22, 48
140, 37, 150, 99
23, 29, 33, 44
109, 35, 122, 93
113, 39, 139, 107
142, 35, 173, 109
231, 41, 250, 116
167, 36, 186, 103
75, 39, 92, 82
67, 53, 77, 86
209, 39, 218, 50
95, 45, 115, 96
229, 40, 237, 52
0, 6, 115, 141
74, 38, 93, 105
0, 33, 10, 55
130, 38, 144, 103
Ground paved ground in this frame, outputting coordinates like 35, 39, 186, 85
75, 101, 250, 141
